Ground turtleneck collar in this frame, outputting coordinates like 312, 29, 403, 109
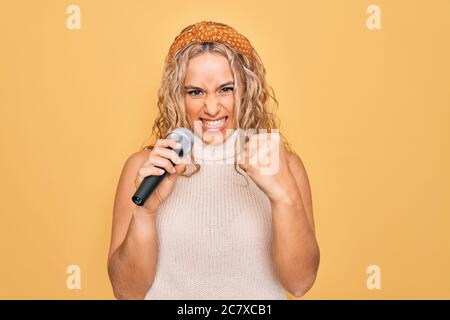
191, 129, 242, 163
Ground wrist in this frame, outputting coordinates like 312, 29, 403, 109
268, 178, 302, 207
270, 193, 302, 208
134, 205, 158, 218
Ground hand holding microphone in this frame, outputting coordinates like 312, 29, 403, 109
132, 128, 194, 213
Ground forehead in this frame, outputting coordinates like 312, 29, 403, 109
184, 53, 233, 85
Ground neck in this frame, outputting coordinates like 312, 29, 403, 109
192, 129, 240, 162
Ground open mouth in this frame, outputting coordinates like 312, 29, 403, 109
200, 116, 228, 131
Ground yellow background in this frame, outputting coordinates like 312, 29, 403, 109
1, 0, 449, 299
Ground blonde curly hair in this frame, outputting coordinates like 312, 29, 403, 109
141, 21, 296, 183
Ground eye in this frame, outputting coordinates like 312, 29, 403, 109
188, 90, 203, 97
221, 86, 234, 93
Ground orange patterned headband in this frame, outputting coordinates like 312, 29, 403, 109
167, 21, 254, 64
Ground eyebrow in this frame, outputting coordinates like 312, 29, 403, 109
184, 81, 235, 91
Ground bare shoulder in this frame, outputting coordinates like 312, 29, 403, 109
128, 149, 150, 162
107, 148, 151, 261
115, 150, 149, 182
115, 149, 151, 204
122, 149, 151, 172
116, 148, 152, 199
286, 150, 308, 180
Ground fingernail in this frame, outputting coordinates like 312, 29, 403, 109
172, 167, 176, 173
175, 143, 182, 148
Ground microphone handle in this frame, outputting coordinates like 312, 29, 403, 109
132, 168, 170, 206
132, 149, 179, 206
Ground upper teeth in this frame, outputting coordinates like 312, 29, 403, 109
202, 117, 226, 129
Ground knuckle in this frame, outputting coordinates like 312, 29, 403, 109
161, 148, 171, 158
163, 159, 172, 167
151, 146, 160, 153
152, 167, 160, 174
172, 151, 180, 161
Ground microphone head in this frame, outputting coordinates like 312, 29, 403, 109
166, 127, 194, 158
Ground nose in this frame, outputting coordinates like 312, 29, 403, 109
203, 94, 221, 117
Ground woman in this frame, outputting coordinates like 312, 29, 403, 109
107, 21, 320, 300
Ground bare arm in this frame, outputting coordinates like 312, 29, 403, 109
271, 152, 320, 297
108, 205, 158, 299
107, 150, 158, 300
107, 139, 185, 299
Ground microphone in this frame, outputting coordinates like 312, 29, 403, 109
132, 127, 194, 206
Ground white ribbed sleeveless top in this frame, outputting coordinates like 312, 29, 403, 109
144, 130, 287, 299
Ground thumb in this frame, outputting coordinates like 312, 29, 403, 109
165, 162, 186, 184
171, 161, 187, 178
